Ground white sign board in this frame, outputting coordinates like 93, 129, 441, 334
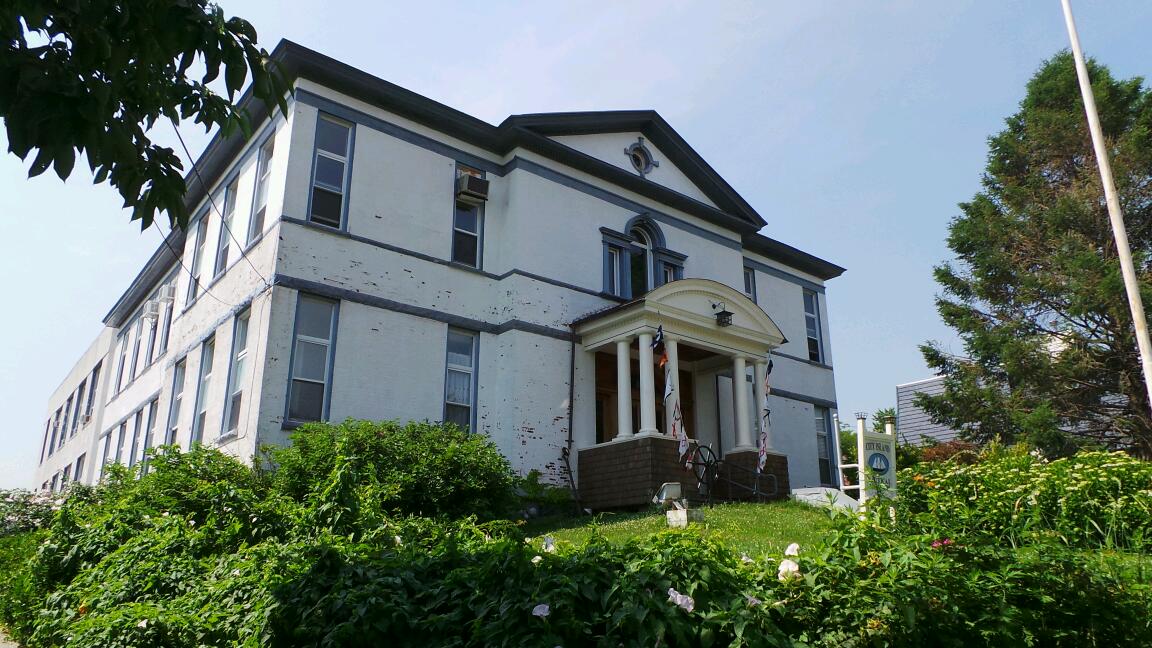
858, 430, 897, 501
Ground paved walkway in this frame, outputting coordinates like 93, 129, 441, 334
0, 630, 17, 648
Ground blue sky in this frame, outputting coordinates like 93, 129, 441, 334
2, 1, 1149, 488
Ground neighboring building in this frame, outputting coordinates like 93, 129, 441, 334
896, 376, 961, 446
33, 41, 845, 507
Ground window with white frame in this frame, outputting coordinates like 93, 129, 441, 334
309, 115, 352, 228
39, 419, 50, 463
114, 421, 127, 464
803, 289, 823, 363
452, 166, 483, 267
71, 382, 85, 435
743, 267, 756, 303
629, 226, 653, 297
128, 317, 143, 381
443, 329, 478, 432
159, 281, 175, 354
167, 358, 186, 446
85, 361, 101, 418
141, 400, 157, 470
144, 309, 158, 366
113, 332, 128, 392
187, 214, 210, 305
288, 295, 337, 422
249, 136, 275, 243
97, 432, 111, 479
222, 310, 250, 436
74, 453, 85, 483
54, 407, 65, 451
605, 246, 625, 297
814, 406, 834, 485
190, 336, 215, 444
214, 178, 238, 277
128, 409, 143, 467
61, 396, 72, 445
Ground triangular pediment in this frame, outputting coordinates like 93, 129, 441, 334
503, 111, 765, 229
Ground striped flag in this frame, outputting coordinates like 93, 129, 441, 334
757, 358, 774, 473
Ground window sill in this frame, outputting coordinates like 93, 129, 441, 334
215, 432, 238, 445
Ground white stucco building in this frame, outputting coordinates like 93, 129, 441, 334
34, 41, 844, 506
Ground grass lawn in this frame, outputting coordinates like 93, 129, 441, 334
524, 500, 837, 557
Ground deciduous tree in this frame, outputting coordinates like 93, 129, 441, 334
0, 0, 287, 229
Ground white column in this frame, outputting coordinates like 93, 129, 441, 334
615, 338, 633, 440
753, 359, 772, 450
663, 337, 681, 436
637, 331, 658, 436
732, 355, 753, 450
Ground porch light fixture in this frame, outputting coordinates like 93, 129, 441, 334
711, 301, 733, 327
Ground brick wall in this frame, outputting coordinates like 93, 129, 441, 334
716, 450, 789, 501
577, 436, 700, 510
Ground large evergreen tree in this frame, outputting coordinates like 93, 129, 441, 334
920, 52, 1152, 457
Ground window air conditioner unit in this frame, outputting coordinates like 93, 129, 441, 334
455, 174, 489, 205
157, 283, 176, 304
81, 413, 92, 426
143, 299, 160, 322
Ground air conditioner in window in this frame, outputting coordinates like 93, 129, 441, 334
81, 413, 92, 426
455, 174, 489, 205
157, 283, 176, 303
143, 299, 160, 322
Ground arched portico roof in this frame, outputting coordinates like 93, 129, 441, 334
573, 278, 786, 359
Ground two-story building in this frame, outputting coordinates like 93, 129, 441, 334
34, 40, 844, 508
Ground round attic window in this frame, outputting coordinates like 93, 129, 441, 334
625, 139, 658, 176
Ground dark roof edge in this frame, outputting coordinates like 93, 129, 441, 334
102, 229, 185, 326
742, 233, 846, 281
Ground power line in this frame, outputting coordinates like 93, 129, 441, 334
152, 222, 234, 308
171, 123, 272, 291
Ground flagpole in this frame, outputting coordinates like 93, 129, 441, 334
1060, 0, 1152, 417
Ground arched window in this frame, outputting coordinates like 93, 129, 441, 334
629, 225, 654, 297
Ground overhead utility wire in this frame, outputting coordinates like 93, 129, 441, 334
171, 123, 273, 291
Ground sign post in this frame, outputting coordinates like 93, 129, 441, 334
857, 416, 897, 505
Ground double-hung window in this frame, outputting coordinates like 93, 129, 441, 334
309, 116, 352, 228
54, 408, 65, 451
187, 214, 210, 305
444, 330, 478, 432
249, 137, 275, 243
803, 289, 823, 363
222, 310, 250, 436
97, 432, 112, 479
74, 454, 85, 483
128, 409, 143, 467
743, 267, 757, 303
128, 317, 143, 381
815, 406, 834, 486
40, 420, 51, 463
114, 421, 127, 464
452, 166, 483, 267
140, 400, 157, 470
214, 179, 238, 277
60, 396, 72, 445
159, 283, 175, 353
288, 295, 338, 422
167, 358, 187, 445
72, 380, 86, 434
85, 362, 101, 418
113, 333, 128, 392
190, 336, 216, 444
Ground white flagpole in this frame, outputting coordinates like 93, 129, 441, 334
1060, 0, 1152, 417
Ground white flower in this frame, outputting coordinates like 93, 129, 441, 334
740, 553, 754, 564
393, 535, 403, 547
532, 603, 550, 618
542, 535, 556, 553
778, 558, 801, 581
745, 594, 762, 607
137, 619, 148, 628
784, 543, 800, 556
231, 569, 242, 577
531, 555, 543, 565
667, 588, 695, 613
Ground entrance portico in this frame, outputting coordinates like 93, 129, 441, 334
573, 279, 790, 510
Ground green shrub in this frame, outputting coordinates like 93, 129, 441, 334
899, 448, 1152, 550
270, 419, 517, 520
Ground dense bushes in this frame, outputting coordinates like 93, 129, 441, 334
2, 426, 1151, 646
899, 448, 1152, 550
270, 419, 517, 520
